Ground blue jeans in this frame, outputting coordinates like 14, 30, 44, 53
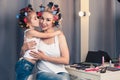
36, 72, 70, 80
15, 59, 34, 80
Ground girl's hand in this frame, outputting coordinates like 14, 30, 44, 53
27, 41, 36, 50
21, 41, 36, 55
55, 30, 63, 36
22, 41, 36, 51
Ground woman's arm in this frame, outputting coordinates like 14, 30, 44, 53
30, 33, 70, 65
28, 30, 62, 38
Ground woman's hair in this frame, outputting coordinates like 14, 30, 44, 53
37, 2, 62, 27
16, 4, 35, 29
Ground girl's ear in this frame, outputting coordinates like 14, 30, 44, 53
26, 23, 30, 28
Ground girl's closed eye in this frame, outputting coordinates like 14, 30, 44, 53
35, 17, 38, 20
40, 17, 44, 20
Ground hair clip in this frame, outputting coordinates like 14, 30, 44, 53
47, 2, 53, 8
37, 12, 42, 18
58, 13, 62, 19
52, 11, 57, 15
16, 14, 20, 19
54, 22, 59, 27
23, 17, 27, 23
24, 12, 28, 16
54, 15, 59, 21
40, 5, 45, 12
28, 4, 32, 8
54, 5, 58, 8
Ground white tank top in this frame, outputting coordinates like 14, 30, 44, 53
37, 36, 68, 73
23, 29, 40, 59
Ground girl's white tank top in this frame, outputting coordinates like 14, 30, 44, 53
23, 29, 40, 59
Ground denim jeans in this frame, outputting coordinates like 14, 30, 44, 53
36, 72, 70, 80
15, 59, 34, 80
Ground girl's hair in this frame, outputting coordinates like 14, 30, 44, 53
37, 2, 62, 27
16, 4, 34, 29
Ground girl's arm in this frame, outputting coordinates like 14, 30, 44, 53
28, 30, 62, 38
21, 41, 36, 55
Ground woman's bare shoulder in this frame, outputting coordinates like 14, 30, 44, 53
58, 32, 66, 41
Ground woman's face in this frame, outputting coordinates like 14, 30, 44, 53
39, 12, 54, 31
28, 12, 39, 27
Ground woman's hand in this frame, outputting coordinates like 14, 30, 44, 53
30, 50, 47, 60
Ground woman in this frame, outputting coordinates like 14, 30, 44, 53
23, 2, 70, 80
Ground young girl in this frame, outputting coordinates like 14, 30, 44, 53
15, 4, 61, 80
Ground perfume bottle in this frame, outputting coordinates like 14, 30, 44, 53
109, 60, 112, 67
102, 56, 104, 66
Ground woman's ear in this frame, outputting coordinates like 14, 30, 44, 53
52, 20, 55, 24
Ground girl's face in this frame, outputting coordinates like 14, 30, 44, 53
39, 12, 54, 31
27, 12, 39, 28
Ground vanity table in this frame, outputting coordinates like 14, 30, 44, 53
66, 65, 120, 80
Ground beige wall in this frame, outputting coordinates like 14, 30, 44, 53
80, 0, 89, 62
